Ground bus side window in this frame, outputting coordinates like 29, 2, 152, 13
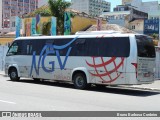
20, 40, 32, 55
26, 44, 33, 55
7, 41, 21, 56
75, 39, 86, 56
45, 39, 54, 55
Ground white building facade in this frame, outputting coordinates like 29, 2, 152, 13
0, 0, 2, 30
38, 0, 48, 8
100, 11, 130, 27
124, 0, 160, 13
71, 0, 111, 17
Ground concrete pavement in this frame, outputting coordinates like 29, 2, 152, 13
0, 71, 160, 91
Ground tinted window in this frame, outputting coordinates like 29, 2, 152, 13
7, 37, 130, 57
136, 35, 155, 58
86, 37, 130, 57
7, 41, 22, 56
70, 37, 130, 57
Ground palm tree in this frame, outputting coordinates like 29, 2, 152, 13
48, 0, 71, 35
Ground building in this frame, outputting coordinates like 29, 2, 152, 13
122, 0, 132, 5
116, 0, 160, 13
71, 0, 111, 17
113, 5, 130, 11
148, 10, 160, 19
128, 19, 144, 34
38, 0, 48, 8
0, 0, 38, 33
0, 0, 2, 31
100, 11, 130, 27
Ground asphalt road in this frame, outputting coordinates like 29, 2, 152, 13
0, 75, 160, 113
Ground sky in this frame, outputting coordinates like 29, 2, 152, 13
66, 0, 160, 11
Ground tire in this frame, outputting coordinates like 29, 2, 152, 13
73, 73, 88, 89
33, 78, 40, 82
9, 68, 20, 81
96, 84, 106, 89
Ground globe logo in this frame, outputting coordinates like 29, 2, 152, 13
86, 57, 125, 83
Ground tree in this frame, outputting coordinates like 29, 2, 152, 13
48, 0, 71, 35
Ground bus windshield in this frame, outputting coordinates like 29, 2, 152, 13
136, 35, 155, 58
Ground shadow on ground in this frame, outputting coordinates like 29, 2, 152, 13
7, 78, 160, 97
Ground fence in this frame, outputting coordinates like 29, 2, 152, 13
155, 46, 160, 79
0, 46, 8, 71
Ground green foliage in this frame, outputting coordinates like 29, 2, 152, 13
26, 0, 71, 35
42, 21, 51, 35
25, 5, 51, 17
48, 0, 71, 35
152, 33, 159, 40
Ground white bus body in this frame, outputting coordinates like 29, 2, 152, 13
5, 34, 156, 89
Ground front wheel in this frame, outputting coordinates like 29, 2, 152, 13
9, 68, 20, 81
73, 73, 88, 90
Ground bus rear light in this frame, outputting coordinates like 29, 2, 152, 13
131, 63, 137, 69
131, 63, 138, 78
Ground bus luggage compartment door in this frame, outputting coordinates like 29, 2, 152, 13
137, 58, 155, 82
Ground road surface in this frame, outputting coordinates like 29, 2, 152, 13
0, 75, 160, 120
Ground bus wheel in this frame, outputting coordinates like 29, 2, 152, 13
73, 73, 88, 90
33, 78, 40, 82
9, 68, 20, 81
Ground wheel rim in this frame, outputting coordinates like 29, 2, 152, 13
76, 76, 84, 87
11, 71, 16, 78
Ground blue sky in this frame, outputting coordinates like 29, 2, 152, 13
66, 0, 159, 11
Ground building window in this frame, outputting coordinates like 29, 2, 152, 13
132, 25, 135, 29
12, 22, 15, 27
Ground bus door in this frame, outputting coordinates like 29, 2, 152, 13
136, 35, 156, 82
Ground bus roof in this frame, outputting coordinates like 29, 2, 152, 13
75, 31, 121, 35
15, 33, 144, 41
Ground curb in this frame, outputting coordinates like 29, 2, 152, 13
110, 86, 160, 92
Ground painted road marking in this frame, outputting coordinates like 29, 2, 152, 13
0, 100, 16, 104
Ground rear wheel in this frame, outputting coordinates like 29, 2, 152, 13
9, 68, 20, 81
73, 73, 88, 89
33, 78, 40, 82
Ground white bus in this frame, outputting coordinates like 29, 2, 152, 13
5, 33, 156, 89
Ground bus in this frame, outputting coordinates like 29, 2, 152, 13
5, 33, 156, 89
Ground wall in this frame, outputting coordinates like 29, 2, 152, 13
0, 46, 8, 71
71, 15, 106, 34
0, 38, 14, 45
108, 19, 125, 27
155, 47, 160, 79
38, 0, 48, 8
71, 0, 89, 15
122, 0, 132, 5
0, 0, 2, 30
129, 19, 144, 34
141, 1, 160, 13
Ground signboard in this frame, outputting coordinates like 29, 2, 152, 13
51, 17, 56, 36
144, 19, 159, 34
64, 12, 71, 35
97, 18, 102, 31
31, 18, 36, 36
15, 16, 21, 38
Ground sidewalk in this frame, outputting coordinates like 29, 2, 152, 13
0, 70, 160, 91
121, 80, 160, 91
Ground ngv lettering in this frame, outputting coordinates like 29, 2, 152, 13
30, 37, 78, 76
